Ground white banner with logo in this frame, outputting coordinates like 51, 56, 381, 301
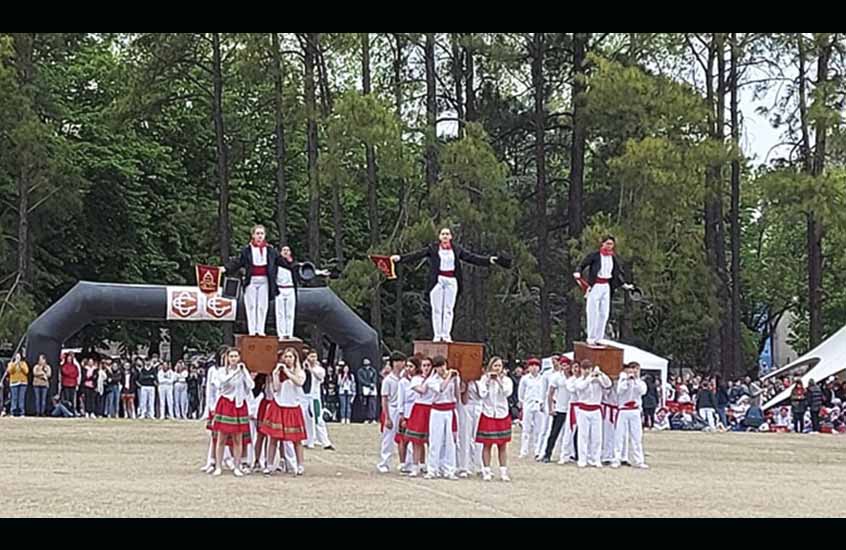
166, 287, 237, 322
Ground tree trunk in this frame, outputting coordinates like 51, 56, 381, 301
451, 34, 465, 137
271, 33, 288, 245
531, 33, 551, 355
304, 33, 321, 263
566, 32, 589, 348
12, 33, 35, 288
361, 32, 381, 338
464, 36, 476, 123
393, 33, 406, 342
808, 34, 832, 347
729, 33, 742, 375
424, 33, 437, 209
715, 33, 731, 375
211, 33, 233, 344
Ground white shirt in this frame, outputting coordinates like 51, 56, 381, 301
307, 362, 324, 400
598, 254, 613, 279
398, 377, 416, 417
250, 244, 268, 267
478, 373, 513, 418
438, 248, 456, 272
124, 371, 131, 389
411, 375, 434, 405
175, 371, 188, 385
550, 372, 572, 413
540, 368, 557, 411
205, 367, 221, 415
158, 370, 175, 387
426, 373, 458, 405
276, 265, 293, 287
274, 366, 306, 407
573, 372, 612, 405
339, 374, 355, 395
602, 384, 617, 406
465, 379, 482, 405
518, 373, 545, 411
215, 365, 255, 407
616, 373, 647, 408
381, 372, 401, 413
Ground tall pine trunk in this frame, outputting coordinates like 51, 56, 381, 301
362, 32, 382, 338
566, 32, 588, 348
304, 33, 320, 263
531, 33, 551, 355
12, 33, 35, 288
271, 33, 288, 245
424, 33, 437, 211
729, 33, 742, 375
393, 33, 406, 343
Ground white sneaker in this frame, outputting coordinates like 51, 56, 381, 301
635, 463, 650, 469
482, 471, 493, 481
408, 469, 418, 478
262, 468, 272, 476
577, 462, 587, 468
200, 463, 215, 473
296, 465, 304, 476
224, 458, 235, 471
501, 473, 511, 482
457, 470, 469, 479
610, 461, 621, 469
233, 468, 244, 477
445, 473, 459, 480
376, 465, 389, 474
593, 463, 603, 469
587, 339, 597, 346
212, 468, 222, 477
423, 472, 437, 480
443, 337, 453, 343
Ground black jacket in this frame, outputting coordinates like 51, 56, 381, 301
806, 385, 824, 412
118, 367, 138, 393
397, 242, 494, 296
137, 367, 157, 387
226, 244, 280, 301
578, 251, 628, 295
696, 389, 718, 410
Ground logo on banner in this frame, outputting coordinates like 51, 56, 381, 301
196, 264, 223, 296
206, 296, 234, 319
171, 290, 199, 318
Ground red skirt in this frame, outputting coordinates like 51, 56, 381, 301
259, 402, 307, 442
395, 417, 408, 444
206, 410, 215, 431
212, 397, 250, 434
257, 398, 271, 426
475, 413, 512, 445
405, 403, 432, 443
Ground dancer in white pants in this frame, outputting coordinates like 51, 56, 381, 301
572, 360, 612, 468
541, 358, 574, 463
157, 365, 175, 420
391, 227, 504, 343
425, 357, 461, 479
225, 225, 279, 337
304, 350, 334, 449
457, 379, 483, 477
574, 235, 633, 345
275, 245, 297, 340
612, 362, 648, 469
174, 363, 189, 419
377, 352, 405, 472
201, 363, 222, 472
535, 361, 559, 459
396, 360, 418, 474
518, 359, 545, 458
601, 384, 618, 463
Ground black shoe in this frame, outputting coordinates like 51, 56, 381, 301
324, 445, 335, 451
542, 457, 551, 463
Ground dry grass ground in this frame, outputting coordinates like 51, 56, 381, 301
1, 417, 844, 517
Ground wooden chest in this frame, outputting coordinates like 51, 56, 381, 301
574, 341, 624, 380
413, 340, 484, 382
236, 335, 307, 373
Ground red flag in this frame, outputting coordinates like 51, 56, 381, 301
369, 255, 397, 280
574, 274, 590, 296
196, 264, 223, 296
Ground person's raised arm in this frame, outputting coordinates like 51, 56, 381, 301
392, 246, 429, 265
457, 246, 497, 267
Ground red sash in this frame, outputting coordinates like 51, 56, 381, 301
601, 403, 619, 425
438, 271, 456, 278
252, 265, 268, 277
569, 402, 601, 429
595, 277, 610, 284
432, 402, 458, 432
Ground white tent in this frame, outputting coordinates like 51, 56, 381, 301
762, 324, 846, 410
563, 339, 668, 398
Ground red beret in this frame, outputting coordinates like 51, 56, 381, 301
526, 357, 541, 367
558, 356, 571, 365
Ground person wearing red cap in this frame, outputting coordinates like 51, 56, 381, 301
518, 358, 544, 458
573, 235, 634, 345
612, 362, 648, 469
542, 357, 574, 463
390, 227, 504, 343
572, 358, 612, 468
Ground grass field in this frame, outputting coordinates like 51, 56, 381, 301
1, 417, 844, 517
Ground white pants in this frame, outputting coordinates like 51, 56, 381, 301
614, 409, 644, 465
300, 399, 315, 446
378, 408, 400, 469
430, 276, 458, 341
700, 407, 717, 429
244, 278, 269, 336
457, 402, 482, 473
601, 407, 616, 462
174, 384, 188, 419
559, 414, 575, 461
283, 441, 296, 470
576, 408, 603, 466
275, 287, 296, 339
158, 386, 174, 419
313, 399, 333, 447
520, 407, 545, 457
139, 387, 156, 418
586, 282, 611, 342
428, 408, 457, 476
535, 410, 551, 457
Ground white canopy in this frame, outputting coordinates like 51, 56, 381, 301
563, 339, 668, 394
762, 324, 846, 410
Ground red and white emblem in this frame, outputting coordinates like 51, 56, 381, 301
171, 290, 199, 318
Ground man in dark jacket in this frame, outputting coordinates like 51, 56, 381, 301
696, 380, 719, 428
357, 358, 378, 423
806, 379, 824, 432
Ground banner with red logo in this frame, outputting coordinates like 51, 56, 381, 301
166, 287, 236, 321
369, 255, 396, 280
196, 264, 223, 295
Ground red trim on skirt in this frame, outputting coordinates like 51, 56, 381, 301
259, 402, 307, 442
405, 403, 432, 443
257, 398, 271, 425
475, 413, 512, 445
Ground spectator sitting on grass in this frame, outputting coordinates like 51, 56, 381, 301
50, 394, 76, 418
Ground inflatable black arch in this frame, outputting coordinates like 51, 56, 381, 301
24, 281, 380, 396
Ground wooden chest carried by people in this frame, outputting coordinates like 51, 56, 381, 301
236, 335, 307, 373
413, 340, 484, 382
574, 341, 624, 379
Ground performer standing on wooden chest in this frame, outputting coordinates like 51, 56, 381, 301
573, 235, 634, 345
275, 245, 330, 340
225, 225, 279, 336
391, 227, 507, 342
